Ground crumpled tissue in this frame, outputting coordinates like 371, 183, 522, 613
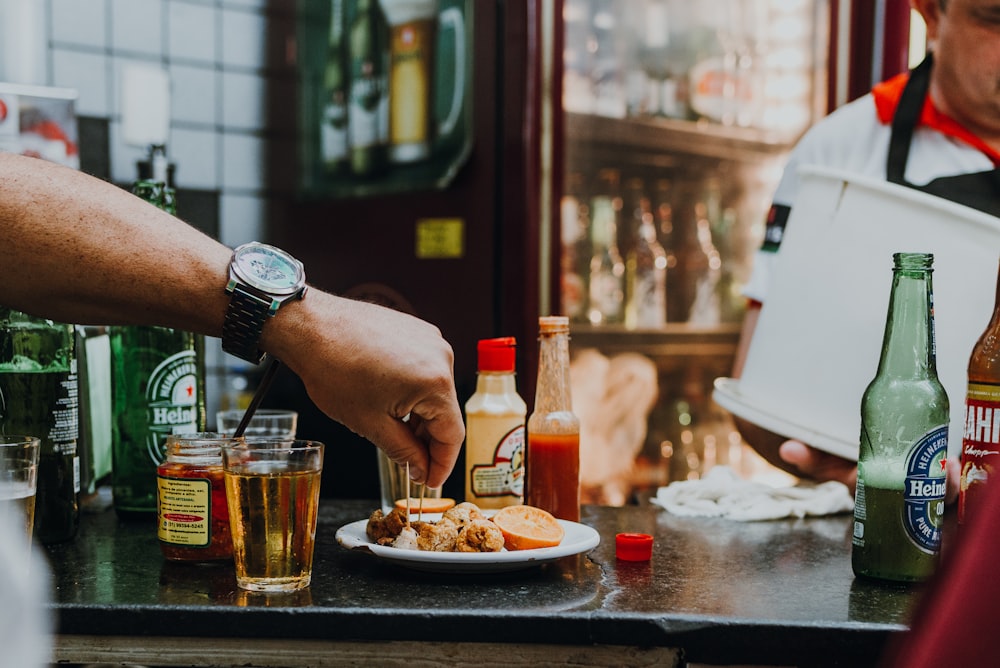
650, 466, 854, 521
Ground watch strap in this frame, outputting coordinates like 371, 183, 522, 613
222, 286, 273, 364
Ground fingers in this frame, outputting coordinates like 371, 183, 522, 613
370, 407, 465, 489
778, 440, 858, 491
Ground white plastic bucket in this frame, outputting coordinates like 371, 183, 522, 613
714, 165, 1000, 460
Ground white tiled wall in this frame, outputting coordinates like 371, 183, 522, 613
40, 0, 299, 249
29, 0, 300, 423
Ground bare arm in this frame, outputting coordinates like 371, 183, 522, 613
0, 153, 464, 487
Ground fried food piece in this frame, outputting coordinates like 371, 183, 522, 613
366, 507, 409, 544
442, 502, 485, 528
393, 526, 419, 550
417, 520, 459, 552
455, 518, 505, 553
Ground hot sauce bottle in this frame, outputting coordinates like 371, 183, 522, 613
156, 433, 239, 562
526, 316, 581, 522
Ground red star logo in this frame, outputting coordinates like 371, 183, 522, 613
185, 384, 194, 398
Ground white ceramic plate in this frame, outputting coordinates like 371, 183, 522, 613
335, 514, 601, 574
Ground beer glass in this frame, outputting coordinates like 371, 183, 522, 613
216, 409, 298, 439
0, 436, 40, 547
376, 448, 443, 513
382, 0, 465, 163
222, 439, 323, 592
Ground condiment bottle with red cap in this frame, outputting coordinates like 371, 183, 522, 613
464, 337, 527, 510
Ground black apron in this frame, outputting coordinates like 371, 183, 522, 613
886, 53, 1000, 217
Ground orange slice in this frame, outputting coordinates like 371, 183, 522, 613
393, 497, 456, 514
491, 504, 565, 551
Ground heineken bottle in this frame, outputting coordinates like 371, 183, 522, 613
0, 308, 80, 544
852, 252, 949, 583
348, 0, 389, 176
111, 154, 206, 518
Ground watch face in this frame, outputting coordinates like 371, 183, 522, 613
232, 243, 305, 295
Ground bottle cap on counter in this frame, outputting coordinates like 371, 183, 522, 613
477, 337, 517, 372
616, 533, 654, 561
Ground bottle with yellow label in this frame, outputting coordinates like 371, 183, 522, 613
464, 338, 526, 509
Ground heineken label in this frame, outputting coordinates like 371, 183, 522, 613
903, 424, 948, 553
144, 350, 199, 464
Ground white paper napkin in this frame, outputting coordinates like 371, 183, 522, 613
651, 466, 854, 521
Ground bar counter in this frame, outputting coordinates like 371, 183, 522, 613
45, 498, 922, 667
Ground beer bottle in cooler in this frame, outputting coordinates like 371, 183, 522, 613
321, 0, 349, 175
0, 308, 80, 544
110, 165, 206, 518
588, 170, 625, 325
348, 0, 389, 176
624, 178, 667, 329
852, 253, 949, 583
959, 257, 1000, 525
525, 316, 581, 521
464, 337, 526, 509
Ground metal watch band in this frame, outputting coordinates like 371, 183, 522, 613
222, 286, 272, 364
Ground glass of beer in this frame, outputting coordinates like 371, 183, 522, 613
222, 439, 323, 592
0, 436, 40, 547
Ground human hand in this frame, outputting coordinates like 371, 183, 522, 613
778, 440, 857, 492
778, 440, 960, 504
267, 291, 465, 489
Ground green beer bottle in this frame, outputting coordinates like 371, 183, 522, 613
348, 0, 389, 176
852, 252, 949, 583
110, 166, 206, 518
0, 308, 80, 544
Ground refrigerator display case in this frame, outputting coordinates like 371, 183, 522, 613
555, 0, 831, 500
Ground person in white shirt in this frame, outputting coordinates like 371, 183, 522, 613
732, 0, 1000, 494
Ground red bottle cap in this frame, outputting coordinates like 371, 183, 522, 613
478, 337, 517, 372
616, 533, 654, 561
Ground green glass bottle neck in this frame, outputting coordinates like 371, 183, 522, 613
877, 256, 936, 378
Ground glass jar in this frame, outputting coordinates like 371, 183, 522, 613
156, 433, 240, 562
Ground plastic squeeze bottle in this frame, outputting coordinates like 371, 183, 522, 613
464, 337, 526, 510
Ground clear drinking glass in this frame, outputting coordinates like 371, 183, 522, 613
0, 436, 41, 547
222, 439, 323, 592
216, 409, 298, 439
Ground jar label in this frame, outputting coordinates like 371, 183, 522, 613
903, 424, 948, 553
470, 425, 525, 499
959, 382, 1000, 522
157, 476, 211, 547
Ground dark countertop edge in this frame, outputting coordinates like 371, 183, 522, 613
50, 603, 907, 666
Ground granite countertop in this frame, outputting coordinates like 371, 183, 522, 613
44, 498, 922, 667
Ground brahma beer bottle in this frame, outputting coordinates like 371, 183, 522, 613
852, 253, 948, 582
960, 257, 1000, 525
110, 169, 206, 517
0, 308, 80, 544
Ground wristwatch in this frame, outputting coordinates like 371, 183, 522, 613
222, 242, 307, 364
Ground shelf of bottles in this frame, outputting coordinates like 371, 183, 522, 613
561, 0, 826, 497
